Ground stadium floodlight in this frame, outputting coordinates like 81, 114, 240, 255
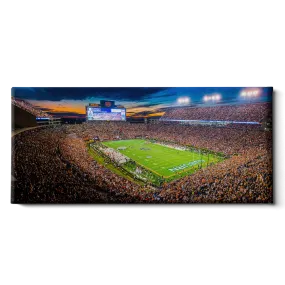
215, 94, 221, 100
203, 94, 221, 102
240, 89, 260, 100
240, 89, 260, 98
177, 97, 190, 104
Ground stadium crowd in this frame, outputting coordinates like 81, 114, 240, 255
12, 97, 53, 118
68, 122, 271, 156
12, 117, 273, 203
12, 129, 97, 203
160, 102, 271, 122
12, 128, 146, 203
160, 148, 272, 203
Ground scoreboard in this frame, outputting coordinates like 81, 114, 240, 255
86, 107, 126, 121
100, 100, 115, 108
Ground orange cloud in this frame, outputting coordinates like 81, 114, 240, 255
29, 100, 86, 114
29, 100, 165, 118
148, 112, 165, 117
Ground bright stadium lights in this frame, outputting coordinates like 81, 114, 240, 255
177, 97, 190, 104
215, 94, 221, 100
240, 88, 260, 98
203, 94, 222, 102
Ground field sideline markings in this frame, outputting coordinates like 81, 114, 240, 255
109, 144, 163, 176
102, 139, 223, 179
127, 159, 163, 177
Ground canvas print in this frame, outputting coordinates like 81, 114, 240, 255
11, 87, 273, 204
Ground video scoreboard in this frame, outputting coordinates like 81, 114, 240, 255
86, 100, 126, 121
86, 107, 126, 121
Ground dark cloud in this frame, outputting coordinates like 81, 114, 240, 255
12, 87, 169, 102
137, 102, 163, 108
12, 87, 273, 118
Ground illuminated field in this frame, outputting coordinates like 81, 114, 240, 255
102, 139, 223, 182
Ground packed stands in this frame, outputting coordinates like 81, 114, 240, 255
160, 102, 272, 122
12, 118, 273, 203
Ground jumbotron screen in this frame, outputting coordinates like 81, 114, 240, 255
87, 107, 126, 121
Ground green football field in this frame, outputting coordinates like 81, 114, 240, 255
102, 139, 222, 179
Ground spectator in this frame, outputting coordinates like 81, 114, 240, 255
11, 105, 272, 203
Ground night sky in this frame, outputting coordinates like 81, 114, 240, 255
12, 87, 273, 118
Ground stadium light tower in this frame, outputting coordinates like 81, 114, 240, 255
177, 97, 191, 105
240, 88, 260, 98
203, 94, 222, 103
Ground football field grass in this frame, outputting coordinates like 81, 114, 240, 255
102, 139, 222, 180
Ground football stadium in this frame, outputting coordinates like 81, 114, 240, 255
90, 139, 223, 186
11, 88, 273, 203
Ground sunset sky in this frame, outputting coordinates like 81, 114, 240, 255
12, 87, 273, 118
